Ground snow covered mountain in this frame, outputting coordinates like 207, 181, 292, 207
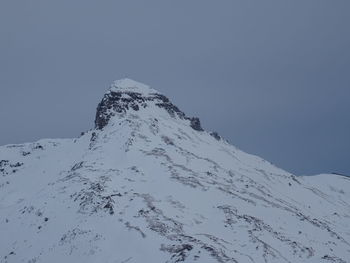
1, 79, 349, 263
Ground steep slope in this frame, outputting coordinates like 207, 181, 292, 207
1, 79, 349, 263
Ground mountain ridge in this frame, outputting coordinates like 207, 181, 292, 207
0, 79, 349, 263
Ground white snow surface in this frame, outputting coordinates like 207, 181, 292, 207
0, 79, 349, 263
110, 78, 159, 95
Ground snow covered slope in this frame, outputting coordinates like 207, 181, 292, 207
1, 79, 349, 263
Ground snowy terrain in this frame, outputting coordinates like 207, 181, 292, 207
1, 79, 349, 263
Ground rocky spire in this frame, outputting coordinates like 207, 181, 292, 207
94, 78, 204, 131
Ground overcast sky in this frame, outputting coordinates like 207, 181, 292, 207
0, 1, 349, 176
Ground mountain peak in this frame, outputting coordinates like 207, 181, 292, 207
1, 79, 350, 262
95, 79, 204, 132
109, 78, 159, 95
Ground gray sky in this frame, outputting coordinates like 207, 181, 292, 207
0, 1, 349, 176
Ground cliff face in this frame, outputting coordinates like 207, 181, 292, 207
95, 79, 203, 131
0, 79, 349, 263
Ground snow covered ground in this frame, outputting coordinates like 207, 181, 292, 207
1, 79, 349, 263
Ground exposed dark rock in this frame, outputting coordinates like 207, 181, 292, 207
10, 162, 23, 168
322, 254, 347, 263
162, 135, 174, 145
90, 132, 97, 142
0, 160, 9, 167
152, 94, 185, 119
160, 243, 193, 262
103, 201, 114, 215
71, 161, 84, 171
210, 132, 221, 141
95, 89, 204, 132
189, 117, 203, 131
125, 222, 146, 238
1, 160, 24, 176
34, 144, 44, 150
95, 91, 146, 130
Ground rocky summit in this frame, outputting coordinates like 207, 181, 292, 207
95, 79, 203, 131
0, 79, 349, 263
